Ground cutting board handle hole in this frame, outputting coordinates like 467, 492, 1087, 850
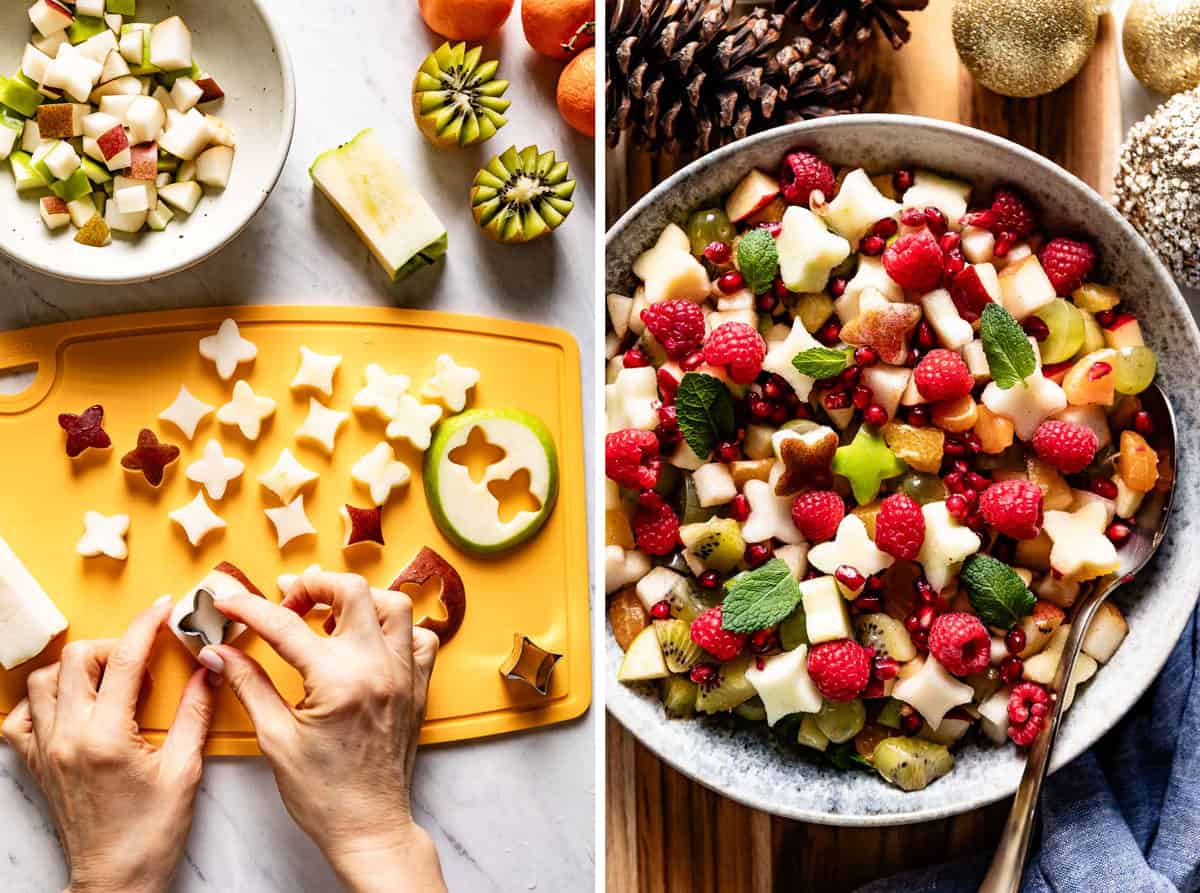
0, 363, 38, 397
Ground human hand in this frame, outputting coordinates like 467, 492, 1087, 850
0, 597, 217, 893
198, 570, 445, 893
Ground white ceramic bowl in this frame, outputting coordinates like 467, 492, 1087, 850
0, 0, 295, 284
606, 115, 1200, 825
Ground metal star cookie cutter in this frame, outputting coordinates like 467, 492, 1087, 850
499, 634, 562, 696
177, 587, 231, 648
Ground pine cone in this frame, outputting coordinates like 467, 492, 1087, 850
607, 0, 862, 156
777, 0, 929, 53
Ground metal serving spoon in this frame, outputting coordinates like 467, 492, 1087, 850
979, 383, 1177, 893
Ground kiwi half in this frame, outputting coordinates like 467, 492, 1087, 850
471, 145, 576, 243
855, 613, 917, 662
695, 655, 756, 714
872, 737, 954, 792
412, 42, 510, 149
654, 619, 703, 673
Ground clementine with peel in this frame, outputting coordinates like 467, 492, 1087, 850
522, 0, 595, 60
557, 47, 595, 138
419, 0, 514, 40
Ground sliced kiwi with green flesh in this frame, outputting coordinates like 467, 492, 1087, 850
660, 675, 698, 719
872, 737, 954, 792
695, 655, 756, 714
471, 145, 576, 244
412, 42, 510, 149
855, 613, 917, 662
779, 605, 808, 651
734, 696, 768, 722
679, 516, 745, 573
654, 619, 703, 673
679, 476, 717, 525
815, 699, 866, 744
797, 714, 830, 751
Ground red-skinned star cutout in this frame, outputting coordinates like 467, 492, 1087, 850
120, 428, 181, 487
58, 404, 112, 458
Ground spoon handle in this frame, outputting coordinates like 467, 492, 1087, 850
977, 588, 1112, 893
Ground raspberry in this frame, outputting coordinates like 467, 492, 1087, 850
1007, 682, 1051, 747
1031, 420, 1099, 474
928, 612, 991, 676
1038, 237, 1097, 295
605, 429, 661, 490
882, 230, 944, 293
640, 300, 706, 360
703, 322, 766, 384
874, 493, 925, 560
979, 479, 1043, 540
632, 491, 679, 556
913, 349, 974, 402
689, 605, 746, 661
963, 187, 1036, 238
806, 639, 872, 702
780, 150, 835, 207
949, 263, 995, 323
791, 490, 844, 543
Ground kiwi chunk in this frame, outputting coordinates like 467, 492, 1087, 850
815, 699, 866, 744
734, 696, 768, 722
471, 145, 576, 244
855, 613, 917, 662
679, 517, 745, 574
412, 42, 510, 148
660, 675, 698, 718
695, 655, 756, 714
872, 737, 954, 792
654, 619, 703, 673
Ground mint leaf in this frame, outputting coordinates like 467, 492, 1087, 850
675, 372, 735, 460
720, 559, 802, 634
980, 303, 1036, 389
792, 346, 853, 380
960, 554, 1036, 630
736, 228, 779, 295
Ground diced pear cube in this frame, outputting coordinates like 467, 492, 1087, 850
194, 144, 233, 188
801, 575, 853, 644
149, 16, 192, 72
921, 288, 972, 350
170, 75, 203, 112
605, 545, 651, 594
104, 197, 147, 233
157, 179, 202, 214
1081, 601, 1127, 664
692, 462, 737, 507
998, 255, 1056, 320
67, 194, 96, 228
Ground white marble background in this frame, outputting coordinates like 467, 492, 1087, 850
0, 0, 598, 890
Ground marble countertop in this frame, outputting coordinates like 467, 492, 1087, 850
0, 1, 597, 890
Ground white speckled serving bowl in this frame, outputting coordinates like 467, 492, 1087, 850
0, 0, 295, 284
606, 115, 1200, 826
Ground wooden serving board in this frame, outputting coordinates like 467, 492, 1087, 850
606, 1, 1121, 888
0, 306, 590, 754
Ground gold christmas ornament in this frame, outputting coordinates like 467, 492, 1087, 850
1123, 0, 1200, 95
952, 0, 1100, 97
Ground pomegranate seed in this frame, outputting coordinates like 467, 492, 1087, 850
763, 380, 782, 401
714, 441, 739, 463
946, 493, 969, 520
793, 404, 812, 421
863, 404, 888, 425
916, 604, 937, 630
835, 565, 866, 592
816, 321, 842, 345
824, 389, 850, 410
730, 493, 751, 522
1095, 309, 1116, 327
657, 367, 679, 397
690, 664, 718, 685
999, 656, 1024, 684
830, 277, 847, 297
893, 169, 914, 193
861, 235, 886, 256
915, 322, 935, 350
852, 385, 872, 409
698, 570, 721, 590
749, 629, 777, 654
939, 232, 961, 253
924, 207, 947, 235
966, 471, 990, 491
757, 293, 778, 313
761, 222, 782, 237
963, 432, 983, 454
994, 231, 1017, 257
770, 406, 789, 424
1021, 316, 1050, 341
944, 438, 966, 457
953, 459, 970, 474
943, 250, 966, 279
623, 346, 649, 368
862, 678, 886, 699
1101, 311, 1137, 331
681, 351, 704, 371
900, 207, 926, 228
874, 657, 899, 681
717, 270, 744, 294
745, 542, 773, 568
774, 277, 790, 298
867, 573, 885, 591
943, 471, 964, 493
1134, 411, 1155, 436
1088, 361, 1112, 381
915, 580, 935, 603
872, 217, 899, 238
1089, 477, 1118, 498
907, 405, 930, 427
1106, 522, 1132, 545
656, 403, 679, 431
854, 346, 878, 367
853, 594, 882, 613
839, 367, 862, 388
1005, 628, 1026, 654
961, 489, 978, 508
749, 397, 772, 418
900, 708, 924, 735
703, 241, 731, 264
650, 600, 672, 620
909, 629, 929, 651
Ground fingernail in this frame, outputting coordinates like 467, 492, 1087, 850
198, 648, 224, 674
154, 594, 172, 607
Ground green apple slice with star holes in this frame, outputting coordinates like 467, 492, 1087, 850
424, 408, 559, 555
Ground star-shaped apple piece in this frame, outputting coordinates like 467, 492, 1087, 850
264, 495, 317, 549
168, 492, 227, 547
776, 205, 851, 295
296, 398, 349, 456
258, 449, 318, 504
981, 368, 1067, 441
389, 546, 467, 645
385, 394, 444, 451
120, 428, 181, 486
353, 363, 411, 422
199, 318, 257, 380
217, 380, 277, 441
421, 354, 480, 413
186, 440, 245, 500
158, 385, 214, 441
892, 655, 974, 728
772, 425, 838, 494
1043, 501, 1120, 582
831, 425, 906, 505
58, 404, 112, 458
839, 290, 921, 366
741, 478, 805, 545
916, 500, 981, 593
77, 511, 130, 560
290, 347, 342, 397
351, 442, 411, 505
808, 515, 894, 577
761, 317, 823, 400
341, 504, 384, 549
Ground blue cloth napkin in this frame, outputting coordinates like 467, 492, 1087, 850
860, 609, 1200, 893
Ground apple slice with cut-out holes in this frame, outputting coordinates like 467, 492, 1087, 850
424, 408, 558, 554
389, 546, 467, 644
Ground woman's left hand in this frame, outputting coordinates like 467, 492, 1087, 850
0, 597, 218, 893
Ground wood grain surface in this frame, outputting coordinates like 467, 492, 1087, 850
605, 1, 1121, 889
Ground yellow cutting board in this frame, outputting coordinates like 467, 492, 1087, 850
0, 306, 590, 753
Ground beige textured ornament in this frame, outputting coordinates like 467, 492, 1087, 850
1124, 0, 1200, 95
952, 0, 1100, 97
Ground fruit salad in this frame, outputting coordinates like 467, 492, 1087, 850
2, 3, 231, 246
606, 150, 1167, 792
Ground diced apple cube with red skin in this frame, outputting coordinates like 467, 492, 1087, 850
118, 29, 143, 64
151, 84, 176, 112
39, 195, 70, 230
146, 201, 174, 231
159, 108, 209, 160
44, 139, 80, 179
89, 74, 140, 103
149, 17, 192, 72
21, 44, 52, 84
204, 114, 234, 148
176, 158, 196, 182
29, 0, 74, 38
33, 30, 68, 57
105, 146, 131, 171
98, 92, 137, 118
158, 180, 201, 214
99, 48, 131, 84
96, 122, 128, 161
104, 198, 147, 233
169, 77, 203, 112
128, 142, 157, 180
1102, 315, 1144, 350
725, 169, 781, 223
998, 255, 1057, 320
114, 182, 151, 214
21, 121, 41, 154
44, 49, 103, 104
194, 74, 224, 103
67, 194, 96, 228
195, 144, 233, 188
77, 30, 118, 64
125, 95, 164, 144
75, 213, 111, 246
76, 0, 105, 17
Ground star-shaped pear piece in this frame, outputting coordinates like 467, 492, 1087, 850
199, 318, 257, 381
386, 395, 443, 451
631, 222, 710, 304
839, 289, 922, 366
353, 363, 410, 422
168, 492, 227, 548
264, 495, 317, 549
77, 511, 130, 560
421, 354, 480, 413
290, 347, 342, 398
892, 655, 974, 728
158, 385, 214, 441
761, 317, 823, 400
186, 439, 245, 500
831, 425, 906, 505
295, 398, 349, 456
775, 205, 851, 295
808, 515, 894, 577
772, 425, 837, 494
1043, 501, 1120, 582
217, 381, 277, 441
916, 501, 982, 593
258, 449, 319, 504
352, 442, 411, 505
741, 479, 805, 545
981, 368, 1067, 441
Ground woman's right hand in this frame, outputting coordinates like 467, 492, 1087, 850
197, 569, 445, 893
